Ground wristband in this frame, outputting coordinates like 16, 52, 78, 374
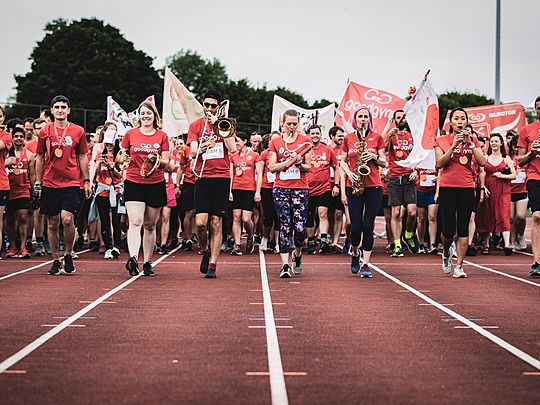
83, 179, 91, 183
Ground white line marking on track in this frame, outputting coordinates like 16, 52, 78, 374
454, 325, 499, 329
258, 250, 289, 405
516, 250, 533, 257
369, 263, 540, 371
0, 245, 181, 374
0, 249, 91, 281
462, 259, 540, 287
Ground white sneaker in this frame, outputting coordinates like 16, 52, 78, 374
518, 236, 527, 251
260, 237, 268, 252
71, 251, 79, 259
379, 231, 387, 239
453, 265, 467, 278
449, 242, 457, 259
104, 249, 114, 259
111, 247, 120, 258
442, 256, 453, 274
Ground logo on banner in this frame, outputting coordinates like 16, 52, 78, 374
469, 113, 486, 123
364, 89, 393, 105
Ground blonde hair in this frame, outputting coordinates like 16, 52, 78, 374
138, 101, 162, 129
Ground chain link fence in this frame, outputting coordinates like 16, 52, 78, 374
1, 102, 271, 135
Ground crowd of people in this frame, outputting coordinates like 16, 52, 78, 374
0, 93, 539, 279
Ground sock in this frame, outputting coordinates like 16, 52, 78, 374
208, 263, 216, 271
405, 231, 413, 239
394, 239, 402, 248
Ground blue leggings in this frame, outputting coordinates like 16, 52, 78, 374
346, 187, 382, 251
272, 188, 309, 253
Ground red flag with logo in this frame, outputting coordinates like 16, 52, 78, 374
336, 82, 406, 133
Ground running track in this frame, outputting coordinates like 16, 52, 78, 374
0, 224, 539, 404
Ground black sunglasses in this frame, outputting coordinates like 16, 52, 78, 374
204, 102, 218, 109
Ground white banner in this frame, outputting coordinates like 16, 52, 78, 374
397, 72, 439, 170
162, 67, 204, 138
271, 95, 335, 144
106, 95, 155, 135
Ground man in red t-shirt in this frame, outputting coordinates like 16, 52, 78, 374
517, 95, 540, 277
35, 95, 91, 275
187, 90, 237, 278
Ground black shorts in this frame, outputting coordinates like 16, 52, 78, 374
307, 191, 331, 228
0, 190, 8, 207
124, 180, 167, 208
511, 192, 528, 203
329, 193, 344, 212
5, 197, 31, 213
527, 180, 540, 213
388, 176, 417, 206
40, 186, 80, 216
231, 189, 255, 211
195, 177, 230, 217
179, 182, 195, 212
381, 194, 390, 209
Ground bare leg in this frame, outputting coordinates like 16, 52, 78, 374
47, 214, 61, 260
61, 210, 76, 254
142, 206, 161, 263
125, 202, 145, 259
209, 215, 223, 264
195, 213, 209, 252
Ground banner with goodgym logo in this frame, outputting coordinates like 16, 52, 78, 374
336, 82, 406, 133
442, 102, 527, 138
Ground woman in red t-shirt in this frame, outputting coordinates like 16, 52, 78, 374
434, 108, 486, 278
229, 132, 261, 255
268, 110, 312, 278
120, 101, 170, 277
339, 107, 387, 278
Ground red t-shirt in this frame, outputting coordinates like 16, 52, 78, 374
307, 144, 338, 196
187, 117, 230, 179
341, 131, 385, 188
387, 131, 414, 178
510, 156, 527, 194
121, 128, 169, 185
165, 149, 182, 188
330, 143, 343, 180
37, 122, 88, 189
178, 145, 196, 185
269, 134, 312, 190
7, 147, 31, 199
517, 121, 540, 181
435, 135, 481, 188
96, 153, 122, 197
25, 138, 38, 154
0, 130, 13, 190
416, 168, 438, 193
259, 149, 275, 189
230, 148, 260, 191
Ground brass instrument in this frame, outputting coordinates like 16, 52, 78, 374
352, 127, 371, 196
140, 153, 161, 178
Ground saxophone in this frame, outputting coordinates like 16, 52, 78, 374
352, 127, 371, 196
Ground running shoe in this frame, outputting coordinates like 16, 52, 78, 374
449, 242, 457, 259
89, 240, 99, 252
161, 244, 170, 255
63, 254, 76, 274
111, 247, 121, 258
530, 262, 540, 278
402, 235, 419, 254
230, 245, 243, 256
306, 239, 317, 255
143, 261, 155, 276
350, 255, 360, 274
183, 240, 193, 251
466, 245, 477, 256
452, 265, 467, 278
518, 236, 527, 251
254, 234, 262, 245
428, 244, 438, 255
391, 245, 404, 258
292, 252, 303, 275
48, 260, 62, 275
320, 240, 332, 254
74, 237, 84, 250
104, 249, 114, 259
34, 242, 45, 257
417, 245, 426, 254
71, 251, 79, 259
342, 238, 351, 254
44, 239, 52, 255
386, 242, 395, 254
26, 240, 34, 253
503, 247, 512, 256
442, 256, 453, 274
125, 256, 139, 277
19, 246, 31, 259
199, 251, 210, 274
379, 231, 387, 239
360, 264, 372, 278
246, 237, 254, 254
156, 245, 164, 255
259, 237, 268, 252
279, 264, 292, 278
205, 267, 216, 279
5, 247, 18, 258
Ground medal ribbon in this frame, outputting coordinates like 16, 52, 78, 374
53, 123, 70, 157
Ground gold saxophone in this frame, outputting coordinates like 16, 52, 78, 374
352, 127, 371, 196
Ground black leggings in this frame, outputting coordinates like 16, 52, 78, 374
260, 187, 279, 230
96, 195, 122, 249
438, 187, 475, 239
346, 186, 382, 251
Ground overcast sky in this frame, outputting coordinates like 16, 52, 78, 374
1, 0, 539, 109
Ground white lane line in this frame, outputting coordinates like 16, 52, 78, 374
462, 259, 540, 287
516, 250, 533, 257
0, 246, 181, 374
369, 263, 540, 371
0, 249, 91, 281
258, 250, 289, 405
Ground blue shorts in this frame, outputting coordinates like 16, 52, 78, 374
417, 190, 436, 208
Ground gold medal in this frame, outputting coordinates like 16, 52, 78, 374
54, 148, 63, 158
235, 168, 243, 177
420, 174, 427, 181
105, 177, 112, 185
396, 150, 404, 158
459, 155, 468, 165
13, 168, 21, 175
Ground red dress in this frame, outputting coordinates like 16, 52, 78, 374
476, 159, 510, 233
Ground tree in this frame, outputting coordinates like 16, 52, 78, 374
438, 91, 494, 128
15, 18, 161, 111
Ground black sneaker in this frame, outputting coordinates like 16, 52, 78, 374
125, 256, 139, 277
183, 240, 193, 251
351, 255, 360, 274
205, 267, 216, 278
161, 244, 170, 255
246, 237, 254, 254
320, 240, 331, 254
63, 255, 76, 274
306, 240, 316, 255
292, 252, 302, 275
143, 262, 154, 276
428, 244, 438, 254
200, 251, 210, 274
402, 235, 419, 254
48, 260, 62, 275
391, 245, 404, 258
466, 245, 477, 256
530, 262, 540, 278
279, 264, 292, 278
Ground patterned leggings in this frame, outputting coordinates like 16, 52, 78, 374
272, 188, 309, 253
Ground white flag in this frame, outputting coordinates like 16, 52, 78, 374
397, 72, 439, 170
106, 95, 154, 135
271, 95, 335, 144
162, 67, 204, 138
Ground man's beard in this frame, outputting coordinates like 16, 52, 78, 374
397, 121, 410, 132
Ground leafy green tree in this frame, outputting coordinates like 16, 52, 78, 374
15, 18, 161, 111
438, 91, 494, 128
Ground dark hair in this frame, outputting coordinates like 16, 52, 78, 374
23, 117, 34, 125
86, 133, 95, 143
33, 118, 46, 128
535, 96, 540, 106
448, 108, 468, 134
204, 89, 222, 103
51, 95, 70, 107
392, 109, 405, 120
11, 126, 25, 137
508, 132, 519, 157
40, 109, 54, 120
6, 118, 23, 132
236, 131, 249, 145
307, 124, 321, 133
258, 133, 271, 154
328, 126, 344, 137
487, 133, 507, 157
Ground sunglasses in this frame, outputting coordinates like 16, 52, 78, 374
204, 102, 218, 109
